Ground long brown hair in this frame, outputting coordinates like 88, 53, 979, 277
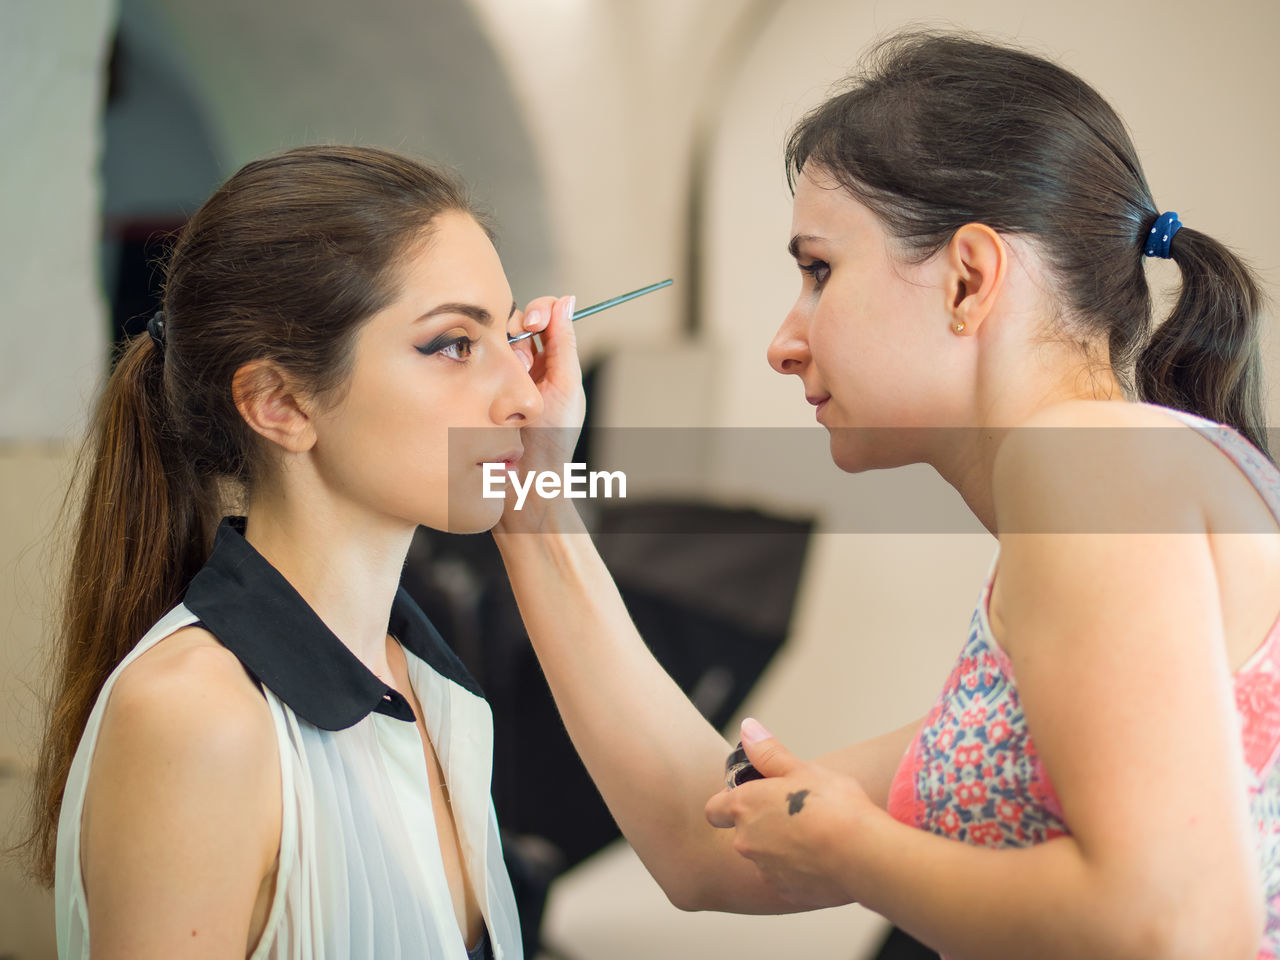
21, 145, 483, 885
785, 31, 1270, 456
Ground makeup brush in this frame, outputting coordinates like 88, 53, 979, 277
507, 278, 673, 343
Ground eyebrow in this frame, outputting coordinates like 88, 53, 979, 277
788, 234, 826, 259
418, 300, 518, 326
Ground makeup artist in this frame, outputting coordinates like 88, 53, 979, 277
494, 30, 1277, 960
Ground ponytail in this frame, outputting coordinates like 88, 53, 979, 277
21, 332, 217, 886
1136, 227, 1270, 459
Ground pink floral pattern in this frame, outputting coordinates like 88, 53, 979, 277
885, 407, 1280, 957
886, 601, 1071, 849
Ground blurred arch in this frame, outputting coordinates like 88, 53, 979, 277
102, 0, 554, 338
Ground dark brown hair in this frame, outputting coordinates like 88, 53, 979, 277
785, 31, 1269, 456
21, 145, 482, 885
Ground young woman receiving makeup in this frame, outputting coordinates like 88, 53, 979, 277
494, 32, 1277, 960
23, 145, 576, 959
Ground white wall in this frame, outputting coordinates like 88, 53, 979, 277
0, 0, 115, 441
468, 0, 778, 358
1, 4, 113, 953
128, 0, 556, 301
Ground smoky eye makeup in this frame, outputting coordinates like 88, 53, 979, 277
798, 259, 831, 286
415, 328, 474, 359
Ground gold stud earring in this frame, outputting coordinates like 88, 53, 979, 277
953, 322, 966, 333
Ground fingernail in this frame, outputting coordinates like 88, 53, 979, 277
524, 309, 541, 330
741, 717, 771, 744
565, 296, 576, 321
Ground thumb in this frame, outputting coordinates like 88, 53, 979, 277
739, 717, 799, 778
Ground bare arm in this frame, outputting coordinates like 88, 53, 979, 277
497, 297, 924, 912
495, 517, 779, 911
815, 717, 922, 810
82, 629, 280, 959
496, 514, 921, 912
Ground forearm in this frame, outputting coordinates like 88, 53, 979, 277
815, 718, 922, 810
848, 810, 1257, 960
494, 513, 786, 909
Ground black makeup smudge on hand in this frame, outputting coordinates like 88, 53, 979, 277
786, 789, 810, 815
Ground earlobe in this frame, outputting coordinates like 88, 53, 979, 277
946, 223, 1007, 335
232, 361, 317, 454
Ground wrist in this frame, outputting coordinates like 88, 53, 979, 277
830, 795, 894, 906
492, 502, 587, 540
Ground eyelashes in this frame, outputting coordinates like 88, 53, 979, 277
414, 322, 528, 365
799, 259, 830, 288
415, 333, 474, 362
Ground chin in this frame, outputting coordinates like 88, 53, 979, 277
440, 500, 505, 535
828, 430, 911, 474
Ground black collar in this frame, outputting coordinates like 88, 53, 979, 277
183, 517, 483, 731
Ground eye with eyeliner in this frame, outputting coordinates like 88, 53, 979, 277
415, 330, 474, 362
799, 259, 830, 288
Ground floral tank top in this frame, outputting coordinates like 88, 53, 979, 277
886, 408, 1280, 958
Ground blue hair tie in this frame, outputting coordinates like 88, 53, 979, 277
1144, 211, 1182, 259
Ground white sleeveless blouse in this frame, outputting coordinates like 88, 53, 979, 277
54, 519, 522, 959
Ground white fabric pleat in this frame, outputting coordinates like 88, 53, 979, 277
56, 604, 521, 959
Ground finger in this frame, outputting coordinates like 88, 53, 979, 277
704, 790, 737, 830
538, 294, 583, 383
739, 718, 800, 778
520, 295, 559, 333
511, 336, 536, 373
526, 330, 549, 382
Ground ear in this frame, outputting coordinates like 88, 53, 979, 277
232, 360, 316, 454
944, 223, 1007, 336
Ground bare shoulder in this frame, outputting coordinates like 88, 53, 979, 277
103, 624, 275, 752
1014, 397, 1176, 430
82, 625, 282, 954
88, 622, 280, 833
993, 400, 1213, 534
989, 401, 1223, 662
90, 623, 280, 825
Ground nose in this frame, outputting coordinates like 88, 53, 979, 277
490, 338, 543, 425
768, 301, 811, 377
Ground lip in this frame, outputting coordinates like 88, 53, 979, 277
806, 394, 830, 421
478, 449, 523, 467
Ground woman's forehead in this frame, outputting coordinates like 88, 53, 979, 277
790, 171, 876, 244
393, 213, 511, 306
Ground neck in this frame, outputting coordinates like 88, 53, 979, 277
929, 336, 1128, 536
242, 487, 416, 678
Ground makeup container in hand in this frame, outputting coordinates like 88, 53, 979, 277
724, 741, 764, 789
